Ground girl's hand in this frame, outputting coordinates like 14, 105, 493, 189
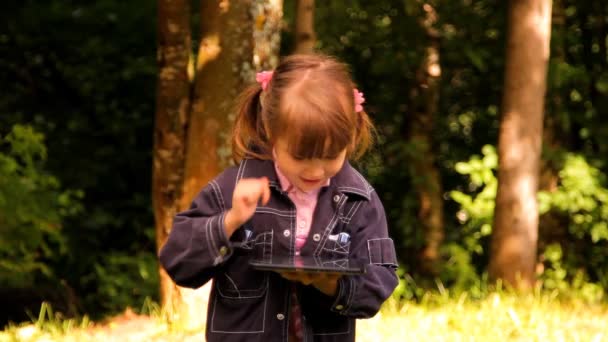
279, 271, 341, 296
224, 177, 271, 237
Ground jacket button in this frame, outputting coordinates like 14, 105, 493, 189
335, 304, 344, 310
283, 229, 291, 237
219, 246, 228, 256
333, 195, 340, 202
276, 313, 285, 320
313, 234, 321, 242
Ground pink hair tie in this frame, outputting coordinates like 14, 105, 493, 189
353, 89, 365, 112
256, 71, 274, 90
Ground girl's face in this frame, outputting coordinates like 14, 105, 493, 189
273, 137, 346, 192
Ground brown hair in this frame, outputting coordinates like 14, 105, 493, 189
231, 53, 374, 163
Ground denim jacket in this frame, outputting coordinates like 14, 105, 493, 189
159, 158, 398, 342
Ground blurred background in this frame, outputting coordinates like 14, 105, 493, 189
2, 0, 607, 329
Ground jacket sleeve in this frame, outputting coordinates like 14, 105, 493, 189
302, 189, 398, 318
332, 190, 398, 318
158, 179, 234, 289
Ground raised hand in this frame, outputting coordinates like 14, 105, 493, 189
224, 177, 271, 237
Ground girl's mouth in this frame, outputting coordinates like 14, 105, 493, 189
300, 177, 322, 185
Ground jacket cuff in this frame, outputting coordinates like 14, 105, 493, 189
330, 276, 356, 315
200, 212, 233, 265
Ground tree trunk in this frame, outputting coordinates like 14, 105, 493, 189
253, 0, 284, 69
175, 0, 255, 329
182, 0, 254, 209
409, 2, 444, 277
490, 0, 552, 290
154, 0, 191, 320
294, 0, 315, 53
155, 0, 283, 328
182, 0, 282, 209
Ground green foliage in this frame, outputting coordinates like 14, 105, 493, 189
1, 0, 158, 316
537, 155, 608, 297
538, 155, 608, 242
439, 243, 482, 293
449, 145, 497, 257
451, 146, 608, 296
32, 302, 91, 336
81, 252, 159, 317
391, 267, 426, 302
539, 244, 567, 291
0, 124, 82, 287
539, 243, 604, 302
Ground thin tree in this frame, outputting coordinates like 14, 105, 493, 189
253, 0, 284, 69
490, 0, 553, 290
294, 0, 315, 53
154, 0, 191, 320
409, 1, 444, 277
538, 0, 566, 247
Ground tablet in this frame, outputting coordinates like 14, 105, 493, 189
250, 255, 366, 275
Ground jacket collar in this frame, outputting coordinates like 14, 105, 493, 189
238, 158, 372, 201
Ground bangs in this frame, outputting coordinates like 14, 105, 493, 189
278, 94, 353, 159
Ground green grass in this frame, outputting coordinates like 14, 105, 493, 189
2, 292, 607, 341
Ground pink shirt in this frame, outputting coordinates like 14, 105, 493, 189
274, 163, 331, 342
274, 164, 330, 254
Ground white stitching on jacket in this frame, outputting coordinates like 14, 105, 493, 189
314, 195, 346, 256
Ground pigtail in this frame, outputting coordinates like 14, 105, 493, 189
231, 85, 271, 162
351, 109, 376, 160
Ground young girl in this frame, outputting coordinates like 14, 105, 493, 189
159, 54, 398, 342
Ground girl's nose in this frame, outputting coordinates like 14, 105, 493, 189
303, 161, 324, 178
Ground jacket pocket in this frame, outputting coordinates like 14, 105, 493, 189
209, 278, 269, 333
306, 310, 351, 336
209, 229, 271, 333
320, 232, 351, 257
210, 257, 269, 333
216, 240, 268, 299
367, 238, 398, 268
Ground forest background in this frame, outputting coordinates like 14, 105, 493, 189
1, 0, 608, 328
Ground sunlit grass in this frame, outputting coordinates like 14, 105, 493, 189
0, 299, 203, 342
2, 292, 607, 341
358, 292, 608, 341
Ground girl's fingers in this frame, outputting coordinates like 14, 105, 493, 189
243, 193, 256, 206
236, 178, 271, 207
278, 271, 325, 286
260, 177, 271, 205
252, 177, 270, 205
298, 273, 314, 285
278, 272, 298, 281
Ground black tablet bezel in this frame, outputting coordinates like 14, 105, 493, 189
249, 255, 366, 275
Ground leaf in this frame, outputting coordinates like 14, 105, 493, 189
455, 162, 472, 175
465, 47, 487, 72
